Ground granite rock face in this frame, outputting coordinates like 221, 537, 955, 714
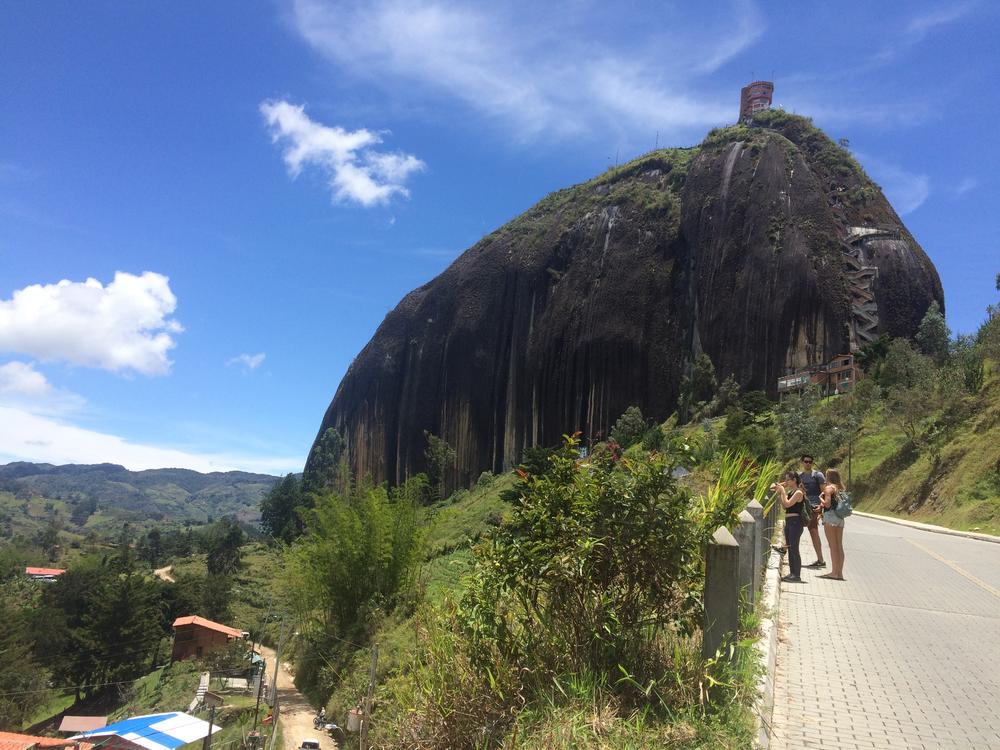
310, 113, 943, 489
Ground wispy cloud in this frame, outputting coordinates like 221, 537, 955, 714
261, 99, 425, 207
227, 352, 266, 371
904, 3, 976, 42
953, 176, 980, 198
857, 153, 930, 215
873, 2, 976, 63
0, 272, 182, 376
692, 0, 764, 74
0, 361, 87, 416
288, 0, 754, 141
0, 405, 301, 474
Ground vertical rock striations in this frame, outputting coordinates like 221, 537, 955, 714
309, 112, 943, 489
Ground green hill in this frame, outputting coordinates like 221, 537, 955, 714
844, 370, 1000, 535
0, 462, 281, 543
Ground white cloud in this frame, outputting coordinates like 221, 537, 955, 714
857, 153, 930, 215
227, 352, 266, 371
0, 272, 182, 376
261, 100, 425, 206
0, 405, 301, 474
0, 361, 87, 416
288, 0, 753, 141
0, 361, 50, 397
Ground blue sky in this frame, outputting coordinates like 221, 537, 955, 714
1, 0, 997, 474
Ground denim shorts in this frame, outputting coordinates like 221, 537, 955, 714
823, 509, 844, 528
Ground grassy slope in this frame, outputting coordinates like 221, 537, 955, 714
321, 475, 513, 721
169, 542, 285, 638
114, 660, 270, 750
837, 372, 1000, 534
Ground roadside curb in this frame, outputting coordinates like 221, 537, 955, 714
854, 511, 1000, 545
754, 526, 784, 749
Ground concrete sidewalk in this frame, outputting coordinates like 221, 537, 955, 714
770, 514, 1000, 749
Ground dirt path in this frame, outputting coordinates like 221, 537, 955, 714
258, 646, 339, 750
153, 565, 175, 582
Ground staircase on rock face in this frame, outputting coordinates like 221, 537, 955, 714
843, 226, 900, 350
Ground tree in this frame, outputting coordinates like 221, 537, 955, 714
776, 386, 839, 461
138, 528, 163, 568
740, 390, 772, 417
287, 482, 421, 635
719, 407, 779, 462
260, 473, 305, 543
36, 519, 61, 561
0, 593, 47, 729
877, 338, 929, 392
953, 335, 985, 394
205, 517, 244, 576
856, 335, 891, 378
678, 353, 716, 421
202, 574, 233, 622
915, 301, 950, 365
424, 432, 456, 502
714, 374, 741, 414
83, 571, 165, 684
610, 406, 648, 448
303, 428, 346, 494
977, 273, 1000, 368
32, 560, 111, 699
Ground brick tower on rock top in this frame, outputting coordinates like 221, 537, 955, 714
740, 81, 773, 120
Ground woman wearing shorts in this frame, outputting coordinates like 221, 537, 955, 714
820, 468, 847, 580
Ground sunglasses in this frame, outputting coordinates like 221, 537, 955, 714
803, 459, 813, 464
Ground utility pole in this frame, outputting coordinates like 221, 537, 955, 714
251, 652, 267, 731
359, 644, 379, 750
266, 619, 287, 750
251, 596, 275, 732
202, 705, 216, 750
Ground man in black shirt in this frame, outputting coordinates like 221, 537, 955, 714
799, 454, 826, 568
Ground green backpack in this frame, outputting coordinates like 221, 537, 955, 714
834, 491, 853, 519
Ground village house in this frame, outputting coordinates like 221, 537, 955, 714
171, 615, 246, 660
0, 732, 90, 750
24, 566, 65, 582
776, 354, 861, 399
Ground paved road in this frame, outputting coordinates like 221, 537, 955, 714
770, 514, 1000, 750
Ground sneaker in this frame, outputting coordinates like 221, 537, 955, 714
805, 560, 826, 568
781, 575, 802, 583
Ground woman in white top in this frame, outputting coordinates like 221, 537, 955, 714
819, 468, 847, 580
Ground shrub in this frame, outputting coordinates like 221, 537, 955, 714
379, 438, 771, 747
610, 406, 648, 448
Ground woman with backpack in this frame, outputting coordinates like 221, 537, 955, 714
771, 471, 806, 583
819, 468, 848, 580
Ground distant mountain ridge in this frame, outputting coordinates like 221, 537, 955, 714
0, 461, 281, 533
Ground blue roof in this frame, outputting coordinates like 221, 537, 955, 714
74, 712, 219, 750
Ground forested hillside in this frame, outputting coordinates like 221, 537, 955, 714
0, 462, 280, 545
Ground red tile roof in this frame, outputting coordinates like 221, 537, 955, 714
171, 615, 244, 638
0, 732, 82, 750
25, 567, 66, 576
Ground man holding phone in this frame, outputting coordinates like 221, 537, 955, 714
799, 454, 826, 568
